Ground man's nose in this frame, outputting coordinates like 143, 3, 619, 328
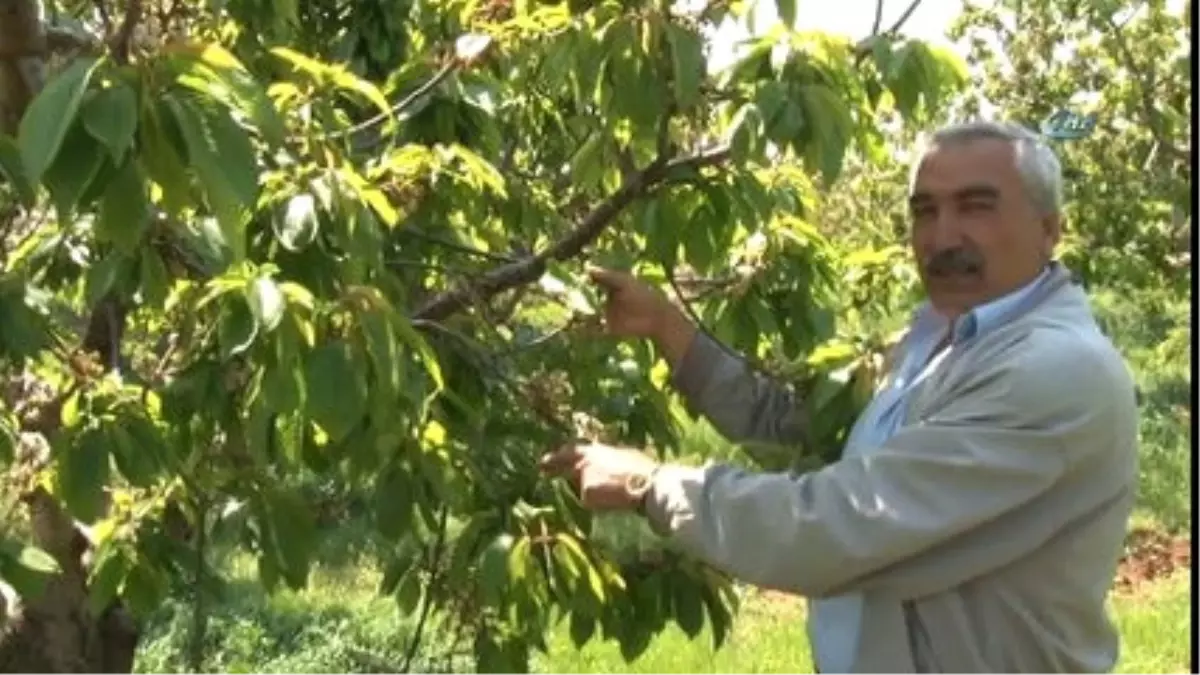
929, 211, 965, 249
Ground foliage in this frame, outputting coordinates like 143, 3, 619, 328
0, 0, 968, 670
950, 0, 1192, 292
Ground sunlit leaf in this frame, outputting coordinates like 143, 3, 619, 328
246, 276, 286, 332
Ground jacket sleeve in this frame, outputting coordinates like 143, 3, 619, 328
645, 333, 1132, 599
670, 331, 809, 450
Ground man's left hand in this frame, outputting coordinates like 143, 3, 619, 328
539, 441, 660, 511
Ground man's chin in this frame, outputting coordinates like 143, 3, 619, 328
926, 276, 986, 313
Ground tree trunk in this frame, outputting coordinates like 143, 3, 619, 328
0, 0, 142, 654
0, 484, 138, 673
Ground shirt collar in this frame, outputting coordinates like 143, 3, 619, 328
912, 265, 1055, 344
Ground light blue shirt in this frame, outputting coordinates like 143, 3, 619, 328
810, 266, 1056, 673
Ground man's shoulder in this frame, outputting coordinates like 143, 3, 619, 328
971, 319, 1137, 419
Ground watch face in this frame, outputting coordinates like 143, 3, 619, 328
625, 472, 651, 495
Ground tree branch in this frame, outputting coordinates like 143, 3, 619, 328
335, 61, 457, 142
411, 145, 731, 322
885, 0, 924, 36
109, 0, 143, 64
870, 0, 886, 36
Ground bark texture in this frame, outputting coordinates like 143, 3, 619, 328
0, 3, 140, 668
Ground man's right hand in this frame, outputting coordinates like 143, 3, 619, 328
586, 265, 698, 367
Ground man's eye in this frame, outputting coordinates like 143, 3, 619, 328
961, 201, 995, 213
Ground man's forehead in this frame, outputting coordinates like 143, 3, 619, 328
911, 139, 1018, 195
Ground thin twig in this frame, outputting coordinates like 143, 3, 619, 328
399, 504, 451, 673
412, 145, 731, 322
330, 61, 457, 141
870, 0, 885, 36
396, 230, 519, 263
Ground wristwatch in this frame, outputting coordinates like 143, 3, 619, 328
626, 464, 661, 516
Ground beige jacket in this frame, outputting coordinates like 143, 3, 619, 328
645, 266, 1139, 672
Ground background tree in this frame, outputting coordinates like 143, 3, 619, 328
950, 0, 1191, 292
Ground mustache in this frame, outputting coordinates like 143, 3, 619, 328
923, 247, 984, 277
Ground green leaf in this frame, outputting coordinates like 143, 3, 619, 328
124, 412, 172, 475
218, 296, 259, 360
478, 533, 513, 606
330, 68, 393, 119
138, 248, 171, 307
455, 33, 494, 62
17, 546, 61, 574
121, 558, 168, 618
665, 23, 704, 110
42, 125, 106, 220
262, 362, 304, 415
673, 578, 705, 639
245, 277, 285, 333
0, 547, 55, 600
139, 100, 192, 217
19, 57, 102, 184
0, 137, 35, 207
303, 342, 367, 443
83, 82, 139, 163
0, 416, 16, 465
776, 0, 797, 27
87, 546, 129, 617
264, 487, 316, 589
275, 194, 320, 251
84, 252, 127, 307
798, 84, 854, 186
165, 94, 258, 262
394, 565, 423, 614
96, 158, 151, 253
57, 426, 111, 523
107, 423, 159, 488
373, 462, 414, 540
728, 102, 765, 163
643, 199, 680, 270
174, 44, 288, 147
569, 610, 597, 649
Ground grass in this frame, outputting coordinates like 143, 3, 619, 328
536, 570, 1193, 674
130, 285, 1191, 673
135, 554, 1191, 674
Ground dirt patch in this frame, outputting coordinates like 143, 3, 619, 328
1114, 527, 1191, 594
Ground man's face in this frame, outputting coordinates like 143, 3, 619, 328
908, 138, 1060, 318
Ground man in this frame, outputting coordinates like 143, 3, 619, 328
540, 121, 1139, 673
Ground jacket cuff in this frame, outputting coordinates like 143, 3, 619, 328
668, 330, 725, 403
642, 463, 707, 538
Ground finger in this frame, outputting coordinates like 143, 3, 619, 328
585, 265, 629, 292
538, 443, 584, 475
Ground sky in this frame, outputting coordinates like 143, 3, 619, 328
705, 0, 970, 71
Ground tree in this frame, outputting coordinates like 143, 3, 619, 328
0, 0, 966, 671
949, 0, 1191, 293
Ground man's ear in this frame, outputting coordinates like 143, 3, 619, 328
1041, 212, 1062, 252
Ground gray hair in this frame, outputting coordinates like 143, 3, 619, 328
909, 120, 1064, 217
